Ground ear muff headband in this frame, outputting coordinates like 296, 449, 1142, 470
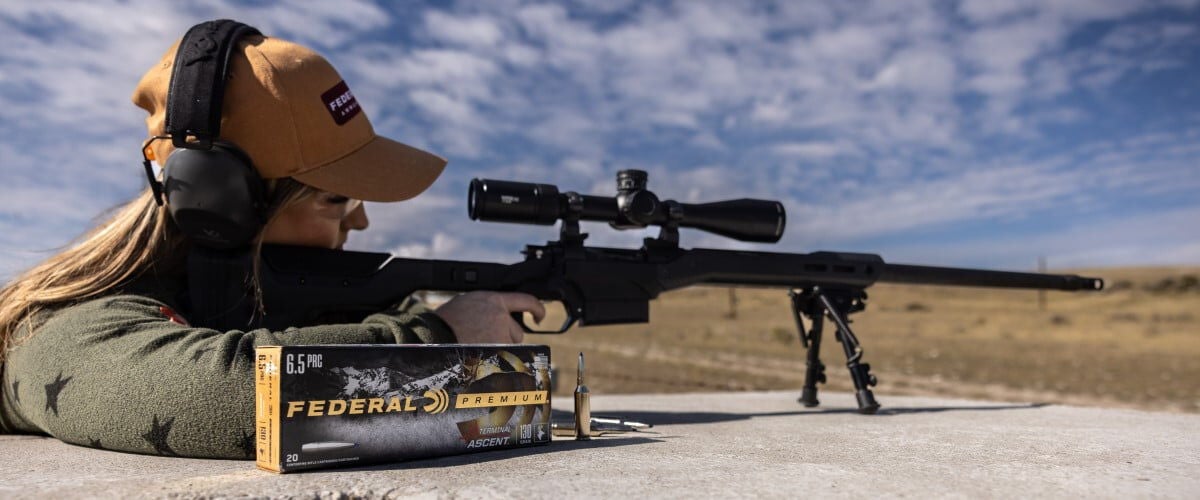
151, 19, 268, 250
166, 20, 261, 148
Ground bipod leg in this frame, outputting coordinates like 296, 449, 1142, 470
815, 288, 880, 414
790, 289, 826, 407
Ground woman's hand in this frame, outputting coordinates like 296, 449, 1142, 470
433, 291, 546, 344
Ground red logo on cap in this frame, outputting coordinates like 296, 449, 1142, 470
321, 80, 362, 125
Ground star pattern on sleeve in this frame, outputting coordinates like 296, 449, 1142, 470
44, 372, 72, 416
190, 347, 214, 363
237, 429, 256, 458
142, 415, 178, 456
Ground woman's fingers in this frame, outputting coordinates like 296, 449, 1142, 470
509, 322, 526, 344
434, 291, 545, 344
496, 292, 547, 323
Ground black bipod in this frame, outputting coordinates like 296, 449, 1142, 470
789, 287, 880, 414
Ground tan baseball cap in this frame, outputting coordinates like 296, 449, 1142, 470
133, 34, 446, 202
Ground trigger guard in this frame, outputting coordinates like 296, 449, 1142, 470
509, 311, 577, 334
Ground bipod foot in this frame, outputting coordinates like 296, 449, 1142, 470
856, 389, 880, 414
799, 387, 820, 407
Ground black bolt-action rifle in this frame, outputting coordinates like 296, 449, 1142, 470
189, 170, 1103, 414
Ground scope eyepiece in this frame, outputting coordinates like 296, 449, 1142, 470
468, 179, 561, 225
468, 171, 786, 243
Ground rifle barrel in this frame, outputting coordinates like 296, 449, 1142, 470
880, 263, 1103, 291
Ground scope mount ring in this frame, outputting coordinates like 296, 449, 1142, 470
559, 191, 587, 245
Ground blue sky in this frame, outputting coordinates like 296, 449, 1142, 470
1, 0, 1198, 280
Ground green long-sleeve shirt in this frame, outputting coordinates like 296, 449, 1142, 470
0, 278, 455, 459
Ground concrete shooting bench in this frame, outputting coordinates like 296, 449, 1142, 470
1, 391, 1196, 498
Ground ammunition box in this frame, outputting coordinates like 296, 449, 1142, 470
255, 345, 552, 473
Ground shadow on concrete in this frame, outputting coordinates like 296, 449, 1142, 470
553, 402, 1050, 426
323, 435, 662, 473
876, 402, 1050, 416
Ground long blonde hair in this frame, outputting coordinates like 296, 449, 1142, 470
0, 179, 317, 363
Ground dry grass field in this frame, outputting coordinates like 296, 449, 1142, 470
530, 267, 1200, 413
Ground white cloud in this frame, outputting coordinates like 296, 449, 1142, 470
770, 141, 854, 160
407, 89, 484, 156
422, 10, 505, 47
962, 18, 1061, 93
1, 0, 1198, 279
390, 232, 463, 258
880, 205, 1200, 270
808, 24, 892, 65
688, 131, 726, 150
561, 157, 603, 177
792, 164, 1083, 242
749, 97, 794, 125
958, 0, 1039, 25
867, 46, 958, 95
351, 48, 499, 100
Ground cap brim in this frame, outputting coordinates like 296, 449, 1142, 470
292, 136, 447, 202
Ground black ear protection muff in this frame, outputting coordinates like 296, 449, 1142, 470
141, 19, 267, 250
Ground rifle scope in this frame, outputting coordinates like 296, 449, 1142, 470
468, 170, 786, 243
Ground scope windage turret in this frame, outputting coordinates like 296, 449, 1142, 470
468, 170, 786, 243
